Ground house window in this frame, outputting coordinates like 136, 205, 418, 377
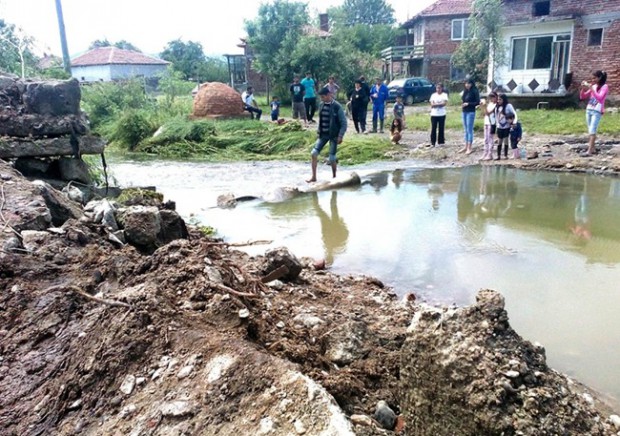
451, 19, 470, 40
588, 28, 603, 47
532, 1, 550, 17
511, 35, 556, 70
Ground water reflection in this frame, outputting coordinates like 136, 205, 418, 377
312, 191, 349, 265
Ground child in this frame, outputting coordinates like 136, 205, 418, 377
270, 96, 281, 122
480, 92, 497, 161
506, 113, 522, 159
390, 118, 403, 144
393, 95, 406, 127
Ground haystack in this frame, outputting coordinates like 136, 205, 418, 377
192, 82, 245, 119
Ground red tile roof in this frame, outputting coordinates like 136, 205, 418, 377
403, 0, 472, 25
71, 47, 169, 67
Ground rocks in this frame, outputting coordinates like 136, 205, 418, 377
324, 320, 368, 365
58, 157, 92, 184
160, 400, 195, 417
374, 400, 397, 430
120, 375, 136, 395
31, 180, 83, 226
262, 247, 302, 282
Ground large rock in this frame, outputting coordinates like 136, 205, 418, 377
400, 289, 612, 435
192, 82, 245, 119
262, 247, 303, 282
118, 206, 162, 253
23, 79, 81, 116
31, 180, 83, 227
58, 157, 92, 184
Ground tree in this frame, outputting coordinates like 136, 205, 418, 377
451, 0, 505, 85
0, 20, 35, 78
336, 0, 395, 26
89, 39, 142, 52
160, 39, 207, 81
244, 0, 309, 83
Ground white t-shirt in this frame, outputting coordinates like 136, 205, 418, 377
429, 92, 449, 116
241, 91, 253, 106
484, 102, 497, 126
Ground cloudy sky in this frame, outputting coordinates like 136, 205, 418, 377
0, 0, 435, 57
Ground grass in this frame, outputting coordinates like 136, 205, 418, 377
116, 115, 398, 163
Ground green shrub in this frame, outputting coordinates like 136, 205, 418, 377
81, 79, 151, 128
106, 110, 156, 150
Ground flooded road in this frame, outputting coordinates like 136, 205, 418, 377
111, 159, 620, 407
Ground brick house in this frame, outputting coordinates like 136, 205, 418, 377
491, 0, 620, 99
382, 0, 472, 84
70, 47, 169, 82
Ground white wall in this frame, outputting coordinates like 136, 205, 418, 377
71, 64, 167, 82
490, 20, 574, 93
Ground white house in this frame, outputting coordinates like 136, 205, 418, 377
71, 47, 169, 82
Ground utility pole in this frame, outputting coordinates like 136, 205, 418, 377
54, 0, 71, 74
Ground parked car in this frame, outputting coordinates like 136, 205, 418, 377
387, 77, 435, 105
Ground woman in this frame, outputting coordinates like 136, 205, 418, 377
579, 70, 609, 156
429, 83, 449, 147
460, 79, 480, 154
349, 79, 368, 134
494, 93, 517, 160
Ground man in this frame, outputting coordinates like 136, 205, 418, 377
370, 77, 389, 133
289, 75, 307, 125
301, 72, 317, 123
241, 86, 262, 120
307, 87, 347, 182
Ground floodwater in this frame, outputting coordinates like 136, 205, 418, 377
111, 159, 620, 408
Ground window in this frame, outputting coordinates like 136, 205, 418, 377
588, 28, 603, 46
532, 1, 550, 17
511, 35, 557, 70
451, 19, 470, 40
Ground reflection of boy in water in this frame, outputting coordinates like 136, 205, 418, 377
312, 191, 349, 265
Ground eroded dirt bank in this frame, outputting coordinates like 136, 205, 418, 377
1, 159, 619, 435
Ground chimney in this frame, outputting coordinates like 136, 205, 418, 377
319, 13, 329, 32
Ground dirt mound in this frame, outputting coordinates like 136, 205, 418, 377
1, 160, 618, 435
192, 82, 245, 119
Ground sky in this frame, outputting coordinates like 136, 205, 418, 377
0, 0, 435, 58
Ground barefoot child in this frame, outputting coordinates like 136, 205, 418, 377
506, 113, 522, 159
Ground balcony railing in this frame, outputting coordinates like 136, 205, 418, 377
381, 45, 424, 61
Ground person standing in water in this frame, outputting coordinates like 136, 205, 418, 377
307, 87, 347, 182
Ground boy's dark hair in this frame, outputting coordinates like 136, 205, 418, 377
354, 79, 362, 85
272, 96, 278, 100
506, 113, 515, 120
247, 86, 253, 92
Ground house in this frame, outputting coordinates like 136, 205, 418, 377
226, 13, 331, 93
382, 0, 472, 83
490, 0, 620, 98
70, 47, 169, 82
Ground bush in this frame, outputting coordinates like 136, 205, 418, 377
81, 79, 151, 128
106, 110, 156, 150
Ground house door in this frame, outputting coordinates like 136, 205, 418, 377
549, 35, 570, 89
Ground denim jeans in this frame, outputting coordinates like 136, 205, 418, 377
586, 108, 602, 135
462, 111, 475, 144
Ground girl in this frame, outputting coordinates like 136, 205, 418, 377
429, 83, 449, 147
480, 92, 497, 160
579, 70, 609, 156
460, 79, 480, 155
494, 93, 517, 160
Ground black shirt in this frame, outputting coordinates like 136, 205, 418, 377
290, 83, 305, 103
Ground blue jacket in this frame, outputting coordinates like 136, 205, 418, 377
370, 83, 389, 106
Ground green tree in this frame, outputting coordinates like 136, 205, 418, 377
336, 0, 395, 26
160, 39, 207, 81
89, 39, 142, 52
197, 56, 229, 83
0, 19, 36, 78
244, 0, 309, 84
451, 0, 505, 84
331, 23, 402, 57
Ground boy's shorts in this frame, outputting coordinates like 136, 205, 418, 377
311, 136, 337, 163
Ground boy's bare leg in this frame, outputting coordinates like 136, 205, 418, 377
307, 155, 318, 182
331, 160, 337, 178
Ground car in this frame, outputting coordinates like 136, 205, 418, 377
387, 77, 435, 105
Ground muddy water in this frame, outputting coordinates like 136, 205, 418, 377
111, 159, 620, 408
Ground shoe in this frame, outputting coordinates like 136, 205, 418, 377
379, 129, 384, 133
363, 131, 368, 135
